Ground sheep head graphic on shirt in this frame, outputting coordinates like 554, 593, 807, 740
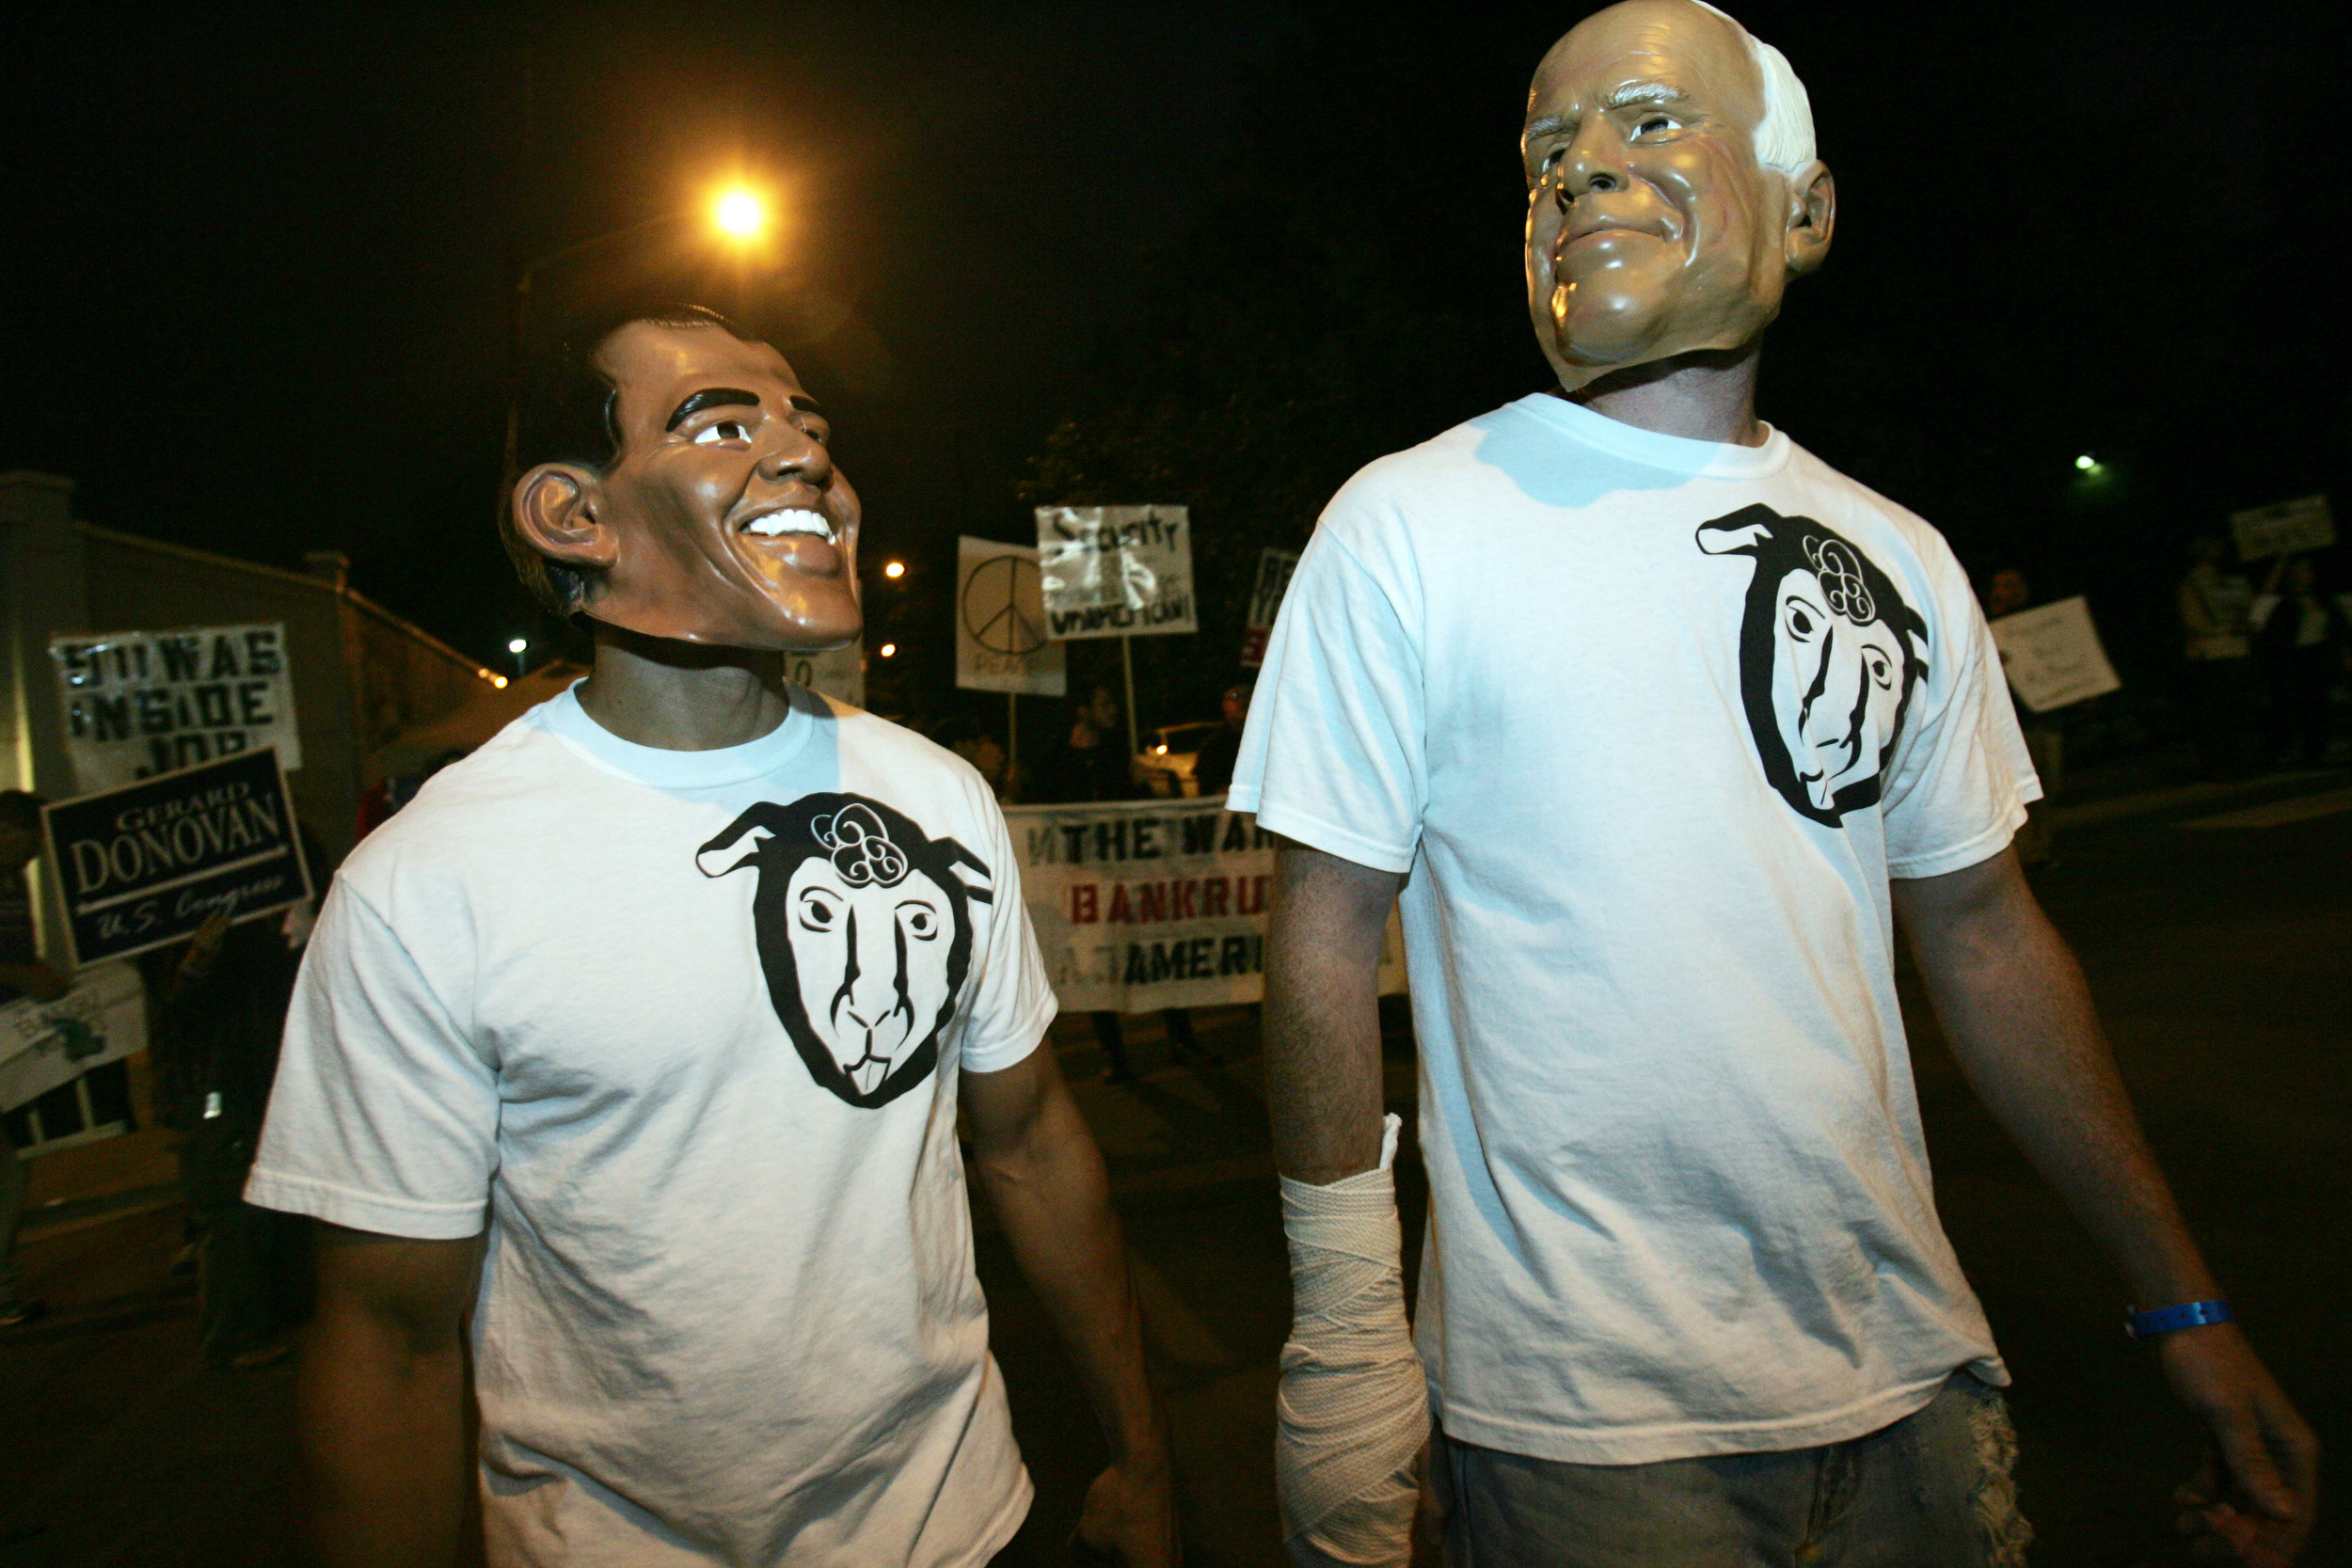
697, 794, 991, 1108
1697, 504, 1929, 826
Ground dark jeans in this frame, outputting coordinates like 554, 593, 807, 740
0, 1117, 26, 1309
1089, 1008, 1203, 1077
2183, 657, 2259, 777
1430, 1373, 2031, 1568
182, 1115, 311, 1366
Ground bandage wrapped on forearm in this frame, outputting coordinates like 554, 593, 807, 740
1277, 1113, 1427, 1568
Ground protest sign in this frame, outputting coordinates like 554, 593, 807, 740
1240, 546, 1300, 668
956, 537, 1067, 696
1034, 506, 1199, 640
2229, 495, 2334, 562
0, 961, 146, 1115
51, 624, 302, 792
41, 747, 313, 967
787, 641, 865, 708
1005, 796, 1406, 1013
1990, 595, 2122, 714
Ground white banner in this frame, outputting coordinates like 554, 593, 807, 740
957, 537, 1067, 696
2230, 495, 2334, 562
1006, 796, 1405, 1013
52, 625, 302, 792
1990, 595, 2122, 714
787, 641, 865, 708
1035, 506, 1198, 640
0, 961, 147, 1114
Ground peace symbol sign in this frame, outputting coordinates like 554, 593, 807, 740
961, 553, 1048, 656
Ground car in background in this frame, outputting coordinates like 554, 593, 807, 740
1134, 721, 1222, 798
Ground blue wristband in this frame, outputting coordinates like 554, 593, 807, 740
2125, 1299, 2233, 1339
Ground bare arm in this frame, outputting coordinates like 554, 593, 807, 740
1264, 842, 1405, 1183
1895, 848, 2318, 1565
963, 1047, 1176, 1566
303, 1224, 482, 1568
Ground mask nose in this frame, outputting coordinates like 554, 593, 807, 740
758, 420, 833, 489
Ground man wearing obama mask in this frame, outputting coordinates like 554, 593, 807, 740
1235, 4, 2318, 1564
246, 304, 1175, 1566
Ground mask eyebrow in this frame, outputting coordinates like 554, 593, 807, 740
665, 387, 760, 432
1601, 80, 1690, 111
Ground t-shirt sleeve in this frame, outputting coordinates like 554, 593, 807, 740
244, 879, 498, 1239
1880, 555, 2043, 880
956, 785, 1059, 1076
1228, 516, 1426, 875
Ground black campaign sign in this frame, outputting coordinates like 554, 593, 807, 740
41, 748, 313, 965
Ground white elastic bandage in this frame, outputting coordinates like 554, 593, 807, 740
1277, 1113, 1427, 1567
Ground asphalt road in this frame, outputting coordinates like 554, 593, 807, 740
2, 768, 2344, 1567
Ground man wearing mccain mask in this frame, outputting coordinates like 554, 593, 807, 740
1233, 5, 2317, 1565
246, 305, 1176, 1567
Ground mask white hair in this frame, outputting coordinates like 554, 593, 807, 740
1690, 0, 1816, 175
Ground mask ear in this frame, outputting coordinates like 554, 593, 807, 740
1782, 161, 1836, 277
694, 831, 771, 879
513, 464, 618, 579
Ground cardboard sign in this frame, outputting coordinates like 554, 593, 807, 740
787, 641, 865, 708
1989, 595, 2122, 714
1035, 506, 1199, 640
1240, 547, 1300, 669
2230, 495, 2334, 562
956, 537, 1068, 696
52, 624, 302, 792
41, 747, 314, 966
1005, 796, 1405, 1012
0, 962, 147, 1115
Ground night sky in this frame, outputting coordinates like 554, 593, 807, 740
6, 1, 2345, 709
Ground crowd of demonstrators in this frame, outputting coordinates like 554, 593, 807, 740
2177, 536, 2263, 777
2176, 538, 2347, 776
0, 790, 70, 1330
2251, 554, 2347, 768
1025, 684, 1218, 1083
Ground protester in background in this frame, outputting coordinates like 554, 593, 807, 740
1032, 687, 1216, 1081
2179, 535, 2259, 778
1191, 680, 1252, 798
1041, 685, 1133, 804
142, 859, 322, 1370
1980, 568, 2060, 865
932, 716, 1013, 803
0, 790, 66, 1330
2251, 556, 2346, 768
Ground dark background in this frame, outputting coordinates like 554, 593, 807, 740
5, 0, 2345, 736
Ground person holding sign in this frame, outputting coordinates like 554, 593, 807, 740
1233, 4, 2317, 1563
0, 790, 67, 1330
247, 304, 1173, 1566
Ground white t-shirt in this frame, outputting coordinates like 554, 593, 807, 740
247, 683, 1056, 1565
1231, 394, 2041, 1465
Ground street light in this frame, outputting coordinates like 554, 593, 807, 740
507, 636, 529, 678
2074, 454, 2100, 473
880, 642, 898, 658
715, 189, 767, 239
883, 560, 906, 579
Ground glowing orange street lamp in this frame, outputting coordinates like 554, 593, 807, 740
715, 188, 767, 240
882, 560, 906, 579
